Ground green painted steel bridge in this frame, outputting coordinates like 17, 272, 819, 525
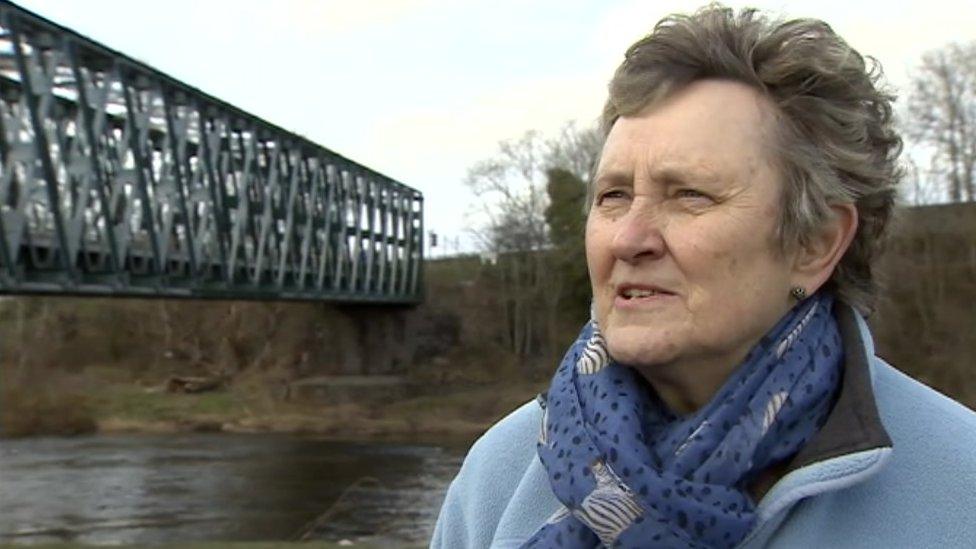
0, 2, 424, 304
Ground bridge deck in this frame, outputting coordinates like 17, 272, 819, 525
0, 1, 424, 303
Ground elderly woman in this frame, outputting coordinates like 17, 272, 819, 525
432, 5, 976, 549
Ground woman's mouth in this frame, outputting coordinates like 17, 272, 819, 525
621, 288, 661, 299
614, 285, 675, 308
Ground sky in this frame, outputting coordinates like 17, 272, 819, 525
15, 0, 976, 255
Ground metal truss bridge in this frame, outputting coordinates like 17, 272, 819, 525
0, 2, 424, 304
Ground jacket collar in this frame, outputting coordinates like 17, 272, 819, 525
787, 301, 893, 470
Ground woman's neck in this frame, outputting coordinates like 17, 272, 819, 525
632, 347, 752, 415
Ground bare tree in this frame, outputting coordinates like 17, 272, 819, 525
465, 131, 548, 357
465, 130, 549, 255
545, 121, 604, 183
466, 123, 603, 255
465, 123, 602, 359
906, 41, 976, 203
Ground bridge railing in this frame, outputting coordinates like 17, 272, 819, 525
0, 1, 424, 303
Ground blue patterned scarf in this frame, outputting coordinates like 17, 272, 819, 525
524, 293, 842, 548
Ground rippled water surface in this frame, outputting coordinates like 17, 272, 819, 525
0, 433, 465, 545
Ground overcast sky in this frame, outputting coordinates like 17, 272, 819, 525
16, 0, 976, 254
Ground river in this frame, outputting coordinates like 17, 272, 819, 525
0, 433, 465, 545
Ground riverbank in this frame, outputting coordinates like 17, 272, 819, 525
93, 380, 543, 444
0, 363, 546, 444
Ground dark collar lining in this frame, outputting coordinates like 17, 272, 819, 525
788, 302, 893, 471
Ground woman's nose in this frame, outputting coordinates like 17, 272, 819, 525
609, 208, 667, 263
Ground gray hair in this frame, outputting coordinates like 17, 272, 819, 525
597, 4, 902, 315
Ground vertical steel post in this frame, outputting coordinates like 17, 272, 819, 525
162, 90, 199, 279
316, 161, 336, 290
295, 156, 316, 289
348, 172, 362, 292
376, 181, 389, 294
399, 193, 412, 295
363, 177, 376, 293
332, 168, 349, 292
413, 192, 424, 297
276, 150, 300, 288
120, 73, 164, 277
0, 84, 21, 281
9, 15, 77, 283
198, 111, 231, 283
66, 41, 123, 276
388, 187, 401, 294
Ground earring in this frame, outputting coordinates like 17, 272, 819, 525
790, 286, 807, 300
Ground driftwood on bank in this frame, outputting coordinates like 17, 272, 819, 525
165, 375, 226, 394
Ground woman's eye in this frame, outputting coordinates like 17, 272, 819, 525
674, 188, 710, 201
596, 190, 628, 205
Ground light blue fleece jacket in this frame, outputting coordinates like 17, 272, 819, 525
431, 306, 976, 548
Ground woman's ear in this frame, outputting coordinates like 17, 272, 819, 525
792, 204, 858, 292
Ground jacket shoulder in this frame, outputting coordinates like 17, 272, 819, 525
469, 398, 544, 461
874, 358, 976, 451
430, 400, 542, 548
777, 359, 976, 548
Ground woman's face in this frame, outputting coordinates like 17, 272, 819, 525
586, 79, 797, 378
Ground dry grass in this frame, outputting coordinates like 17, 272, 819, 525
0, 354, 543, 443
0, 365, 97, 438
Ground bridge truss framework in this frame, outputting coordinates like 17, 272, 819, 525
0, 1, 424, 304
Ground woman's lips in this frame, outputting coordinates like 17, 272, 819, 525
614, 292, 676, 309
613, 284, 677, 309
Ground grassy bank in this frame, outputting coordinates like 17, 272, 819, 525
0, 361, 545, 442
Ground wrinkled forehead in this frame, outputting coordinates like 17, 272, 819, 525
595, 79, 783, 180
